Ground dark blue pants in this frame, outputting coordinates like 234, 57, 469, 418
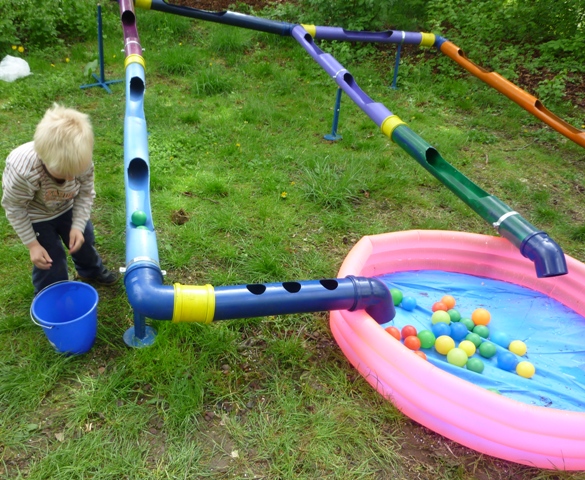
31, 209, 104, 295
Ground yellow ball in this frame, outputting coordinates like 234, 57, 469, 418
516, 361, 535, 378
458, 340, 476, 357
509, 340, 527, 356
435, 335, 455, 355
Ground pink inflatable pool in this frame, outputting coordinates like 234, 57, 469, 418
331, 230, 585, 470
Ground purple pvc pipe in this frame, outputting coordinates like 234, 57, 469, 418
119, 0, 143, 57
313, 27, 423, 45
292, 26, 392, 127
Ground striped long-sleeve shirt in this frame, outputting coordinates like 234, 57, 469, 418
1, 141, 95, 246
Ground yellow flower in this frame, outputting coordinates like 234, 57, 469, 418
280, 192, 287, 198
290, 181, 295, 186
236, 143, 241, 148
179, 42, 183, 46
51, 64, 55, 67
113, 54, 116, 58
17, 46, 24, 53
65, 57, 70, 63
11, 45, 17, 50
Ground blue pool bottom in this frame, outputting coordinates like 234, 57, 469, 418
379, 270, 585, 413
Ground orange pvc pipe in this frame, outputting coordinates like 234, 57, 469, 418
440, 41, 585, 149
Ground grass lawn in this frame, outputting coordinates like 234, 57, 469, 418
1, 3, 584, 479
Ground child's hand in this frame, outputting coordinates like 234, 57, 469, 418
28, 242, 53, 270
69, 228, 85, 254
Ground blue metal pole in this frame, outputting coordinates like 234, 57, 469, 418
324, 87, 343, 141
391, 43, 402, 90
80, 4, 123, 93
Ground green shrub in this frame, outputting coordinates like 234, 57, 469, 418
0, 0, 97, 55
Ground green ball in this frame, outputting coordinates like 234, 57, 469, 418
417, 330, 436, 349
473, 325, 490, 339
460, 318, 475, 331
131, 210, 147, 226
466, 357, 485, 373
390, 288, 403, 306
478, 341, 497, 358
447, 347, 468, 367
431, 310, 451, 325
136, 225, 149, 230
447, 309, 461, 322
465, 332, 482, 348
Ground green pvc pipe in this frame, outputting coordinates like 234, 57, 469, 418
392, 125, 545, 250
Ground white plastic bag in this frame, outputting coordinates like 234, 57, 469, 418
0, 55, 31, 82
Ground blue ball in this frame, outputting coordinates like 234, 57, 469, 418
491, 330, 511, 348
497, 351, 518, 371
450, 322, 469, 341
431, 322, 451, 338
401, 296, 417, 311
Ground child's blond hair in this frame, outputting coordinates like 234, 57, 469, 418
33, 104, 94, 178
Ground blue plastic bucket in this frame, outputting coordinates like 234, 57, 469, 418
31, 281, 98, 355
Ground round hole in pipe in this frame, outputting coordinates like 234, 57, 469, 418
247, 284, 266, 295
320, 279, 338, 290
282, 282, 301, 293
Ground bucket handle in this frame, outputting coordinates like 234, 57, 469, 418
30, 280, 75, 329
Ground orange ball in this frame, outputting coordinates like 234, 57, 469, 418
385, 326, 401, 341
432, 301, 448, 312
414, 350, 427, 361
441, 295, 456, 309
472, 308, 491, 326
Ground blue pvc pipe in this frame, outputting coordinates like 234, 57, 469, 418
214, 276, 394, 325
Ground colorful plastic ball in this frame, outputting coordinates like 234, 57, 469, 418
516, 361, 536, 378
447, 309, 461, 322
472, 325, 490, 339
441, 295, 456, 309
460, 318, 475, 331
414, 350, 427, 361
472, 308, 491, 325
432, 301, 448, 312
385, 326, 401, 341
417, 330, 436, 349
447, 348, 468, 367
509, 340, 527, 356
497, 351, 518, 371
431, 310, 451, 325
404, 335, 422, 351
465, 332, 482, 348
131, 210, 147, 226
390, 288, 403, 306
458, 340, 476, 357
401, 325, 417, 340
401, 296, 417, 311
435, 335, 455, 355
466, 357, 485, 373
478, 341, 497, 358
136, 225, 149, 230
431, 322, 451, 338
490, 330, 511, 349
450, 322, 469, 341
487, 388, 502, 395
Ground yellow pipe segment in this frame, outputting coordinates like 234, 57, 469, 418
124, 53, 146, 69
300, 24, 317, 37
172, 283, 215, 323
381, 115, 407, 139
134, 0, 152, 10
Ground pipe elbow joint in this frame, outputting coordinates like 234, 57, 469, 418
521, 232, 568, 278
124, 265, 174, 319
350, 276, 395, 325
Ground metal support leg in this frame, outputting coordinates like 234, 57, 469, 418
324, 87, 343, 141
391, 43, 403, 90
80, 4, 123, 93
123, 311, 157, 347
